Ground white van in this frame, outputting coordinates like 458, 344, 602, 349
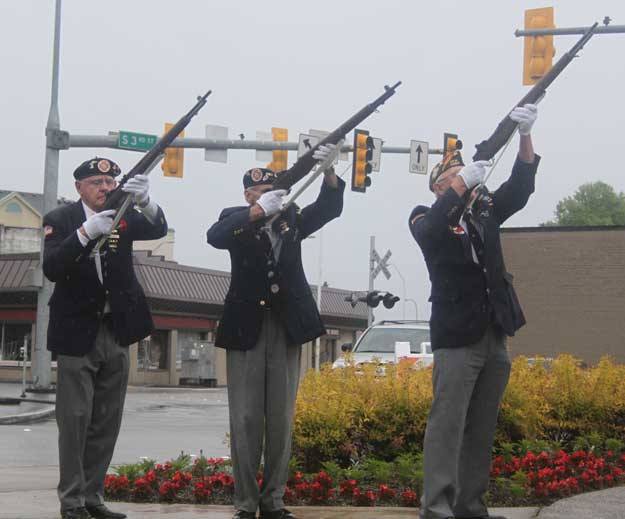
332, 320, 432, 369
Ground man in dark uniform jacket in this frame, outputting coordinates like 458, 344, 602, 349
206, 144, 343, 519
409, 105, 539, 519
43, 157, 167, 519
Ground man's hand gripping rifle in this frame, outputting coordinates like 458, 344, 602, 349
90, 90, 212, 281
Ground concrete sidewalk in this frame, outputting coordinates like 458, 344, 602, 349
0, 490, 539, 519
0, 382, 55, 425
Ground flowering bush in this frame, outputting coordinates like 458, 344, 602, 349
293, 355, 625, 471
104, 444, 625, 507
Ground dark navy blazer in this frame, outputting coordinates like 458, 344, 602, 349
206, 178, 345, 350
409, 155, 540, 350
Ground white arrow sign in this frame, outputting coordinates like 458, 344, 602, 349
409, 140, 429, 175
297, 133, 320, 158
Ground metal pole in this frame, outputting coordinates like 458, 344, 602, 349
33, 0, 62, 391
314, 229, 323, 372
389, 264, 406, 320
21, 336, 28, 398
68, 134, 446, 156
368, 236, 375, 326
515, 25, 625, 37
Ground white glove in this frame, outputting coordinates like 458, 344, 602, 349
82, 209, 116, 239
122, 174, 150, 206
509, 103, 538, 136
458, 161, 490, 190
256, 189, 287, 217
312, 143, 338, 163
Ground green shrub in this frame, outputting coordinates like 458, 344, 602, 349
293, 355, 625, 470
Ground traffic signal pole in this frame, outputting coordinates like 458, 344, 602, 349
32, 0, 63, 391
368, 236, 375, 326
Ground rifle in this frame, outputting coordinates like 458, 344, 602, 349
103, 90, 212, 210
272, 81, 401, 191
90, 90, 211, 281
473, 23, 597, 162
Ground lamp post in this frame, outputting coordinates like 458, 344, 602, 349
389, 263, 406, 320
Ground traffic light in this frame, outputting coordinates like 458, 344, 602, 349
382, 293, 400, 309
523, 7, 555, 85
345, 291, 398, 308
161, 123, 184, 178
443, 133, 462, 156
351, 129, 374, 193
267, 127, 288, 173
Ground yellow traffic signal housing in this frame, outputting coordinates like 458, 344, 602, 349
443, 132, 462, 156
351, 129, 374, 193
523, 7, 555, 85
161, 123, 184, 178
267, 127, 288, 172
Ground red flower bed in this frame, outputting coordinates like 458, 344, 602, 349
491, 450, 625, 500
105, 449, 625, 507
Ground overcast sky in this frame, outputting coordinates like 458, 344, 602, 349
2, 0, 624, 321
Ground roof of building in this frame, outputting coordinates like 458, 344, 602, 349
0, 251, 368, 322
0, 191, 73, 215
502, 225, 625, 233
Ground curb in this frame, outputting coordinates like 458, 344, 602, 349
127, 385, 225, 393
0, 405, 55, 425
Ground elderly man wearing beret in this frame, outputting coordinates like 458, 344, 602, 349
42, 158, 168, 519
409, 105, 539, 519
206, 144, 343, 519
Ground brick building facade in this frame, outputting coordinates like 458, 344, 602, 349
501, 226, 625, 365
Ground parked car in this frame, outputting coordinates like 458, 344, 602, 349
332, 320, 432, 369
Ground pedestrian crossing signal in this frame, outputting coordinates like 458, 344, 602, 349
352, 129, 374, 193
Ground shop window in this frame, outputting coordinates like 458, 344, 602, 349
0, 322, 32, 361
137, 330, 169, 370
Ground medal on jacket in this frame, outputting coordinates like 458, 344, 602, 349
107, 229, 120, 253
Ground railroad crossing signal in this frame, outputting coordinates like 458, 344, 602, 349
371, 248, 392, 281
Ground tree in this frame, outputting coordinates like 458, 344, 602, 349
542, 181, 625, 226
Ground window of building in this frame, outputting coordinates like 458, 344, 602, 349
137, 330, 169, 370
5, 201, 23, 214
0, 322, 32, 361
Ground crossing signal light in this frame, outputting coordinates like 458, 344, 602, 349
352, 129, 374, 193
344, 290, 399, 309
523, 7, 555, 85
161, 123, 184, 178
383, 293, 400, 309
267, 127, 288, 173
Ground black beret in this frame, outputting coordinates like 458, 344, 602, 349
73, 157, 121, 180
243, 167, 277, 189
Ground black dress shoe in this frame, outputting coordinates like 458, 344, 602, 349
60, 508, 91, 519
232, 511, 256, 519
259, 509, 297, 519
85, 504, 126, 519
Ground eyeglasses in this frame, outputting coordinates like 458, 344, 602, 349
83, 178, 117, 187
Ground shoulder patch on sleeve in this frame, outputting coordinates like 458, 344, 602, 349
409, 205, 430, 226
